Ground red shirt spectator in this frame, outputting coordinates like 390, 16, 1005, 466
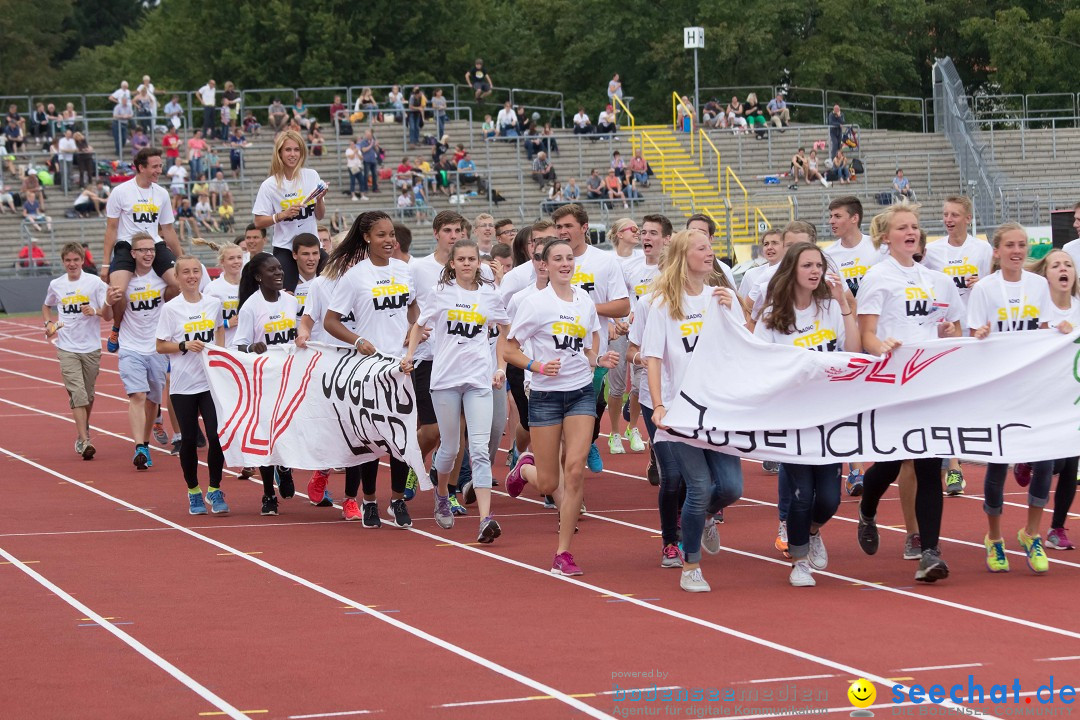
162, 128, 180, 160
18, 243, 47, 267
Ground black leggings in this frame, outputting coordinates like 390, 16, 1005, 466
1052, 456, 1079, 530
273, 246, 329, 293
860, 458, 944, 551
170, 392, 222, 490
506, 364, 529, 431
345, 456, 409, 498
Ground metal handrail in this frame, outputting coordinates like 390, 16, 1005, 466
753, 207, 771, 242
698, 129, 721, 194
671, 92, 697, 153
724, 166, 750, 234
612, 94, 635, 153
668, 167, 697, 212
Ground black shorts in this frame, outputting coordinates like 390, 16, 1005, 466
109, 240, 177, 277
411, 360, 438, 426
506, 364, 529, 431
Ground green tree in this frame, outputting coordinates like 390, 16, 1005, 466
0, 0, 74, 94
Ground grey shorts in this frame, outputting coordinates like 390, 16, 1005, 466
118, 349, 167, 403
607, 334, 630, 399
57, 348, 101, 408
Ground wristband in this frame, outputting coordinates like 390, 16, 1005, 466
526, 360, 534, 372
223, 317, 229, 329
537, 362, 545, 374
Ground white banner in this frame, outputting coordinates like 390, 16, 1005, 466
658, 313, 1080, 464
203, 344, 429, 487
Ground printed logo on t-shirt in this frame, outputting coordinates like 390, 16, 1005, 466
839, 258, 870, 295
60, 291, 90, 314
371, 276, 410, 310
551, 314, 587, 352
221, 299, 238, 325
262, 315, 297, 345
680, 312, 704, 352
132, 201, 161, 224
278, 194, 316, 222
793, 320, 837, 352
446, 303, 487, 339
995, 302, 1040, 332
129, 286, 162, 312
571, 266, 596, 294
942, 259, 980, 291
183, 312, 216, 343
633, 282, 650, 298
295, 293, 308, 317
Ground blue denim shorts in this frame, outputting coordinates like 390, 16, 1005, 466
528, 383, 596, 428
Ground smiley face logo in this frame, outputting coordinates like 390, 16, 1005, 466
848, 678, 876, 709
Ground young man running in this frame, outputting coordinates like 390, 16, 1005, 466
291, 232, 322, 318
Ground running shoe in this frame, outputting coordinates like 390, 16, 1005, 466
75, 438, 84, 456
133, 445, 150, 471
506, 451, 534, 498
789, 560, 815, 587
1047, 527, 1075, 551
903, 533, 922, 561
551, 551, 583, 576
386, 498, 412, 528
477, 516, 502, 544
449, 494, 467, 516
807, 531, 828, 570
239, 467, 255, 479
196, 427, 207, 449
680, 567, 710, 592
81, 439, 96, 461
342, 497, 362, 521
1014, 463, 1032, 488
701, 516, 721, 554
1018, 529, 1049, 573
362, 500, 382, 528
307, 469, 330, 505
661, 543, 683, 568
915, 548, 949, 583
587, 443, 603, 472
206, 489, 229, 514
762, 461, 781, 474
275, 466, 295, 499
170, 438, 181, 456
152, 422, 169, 446
188, 492, 207, 515
626, 427, 646, 453
945, 468, 966, 496
646, 460, 660, 486
846, 468, 864, 496
106, 327, 120, 353
775, 521, 790, 558
543, 494, 556, 509
507, 442, 519, 468
261, 495, 279, 516
434, 493, 454, 529
403, 469, 418, 501
984, 535, 1010, 573
621, 396, 631, 422
857, 510, 879, 555
460, 480, 476, 505
715, 508, 724, 524
607, 433, 626, 455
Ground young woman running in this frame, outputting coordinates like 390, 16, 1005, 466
968, 223, 1064, 573
155, 255, 228, 515
855, 203, 963, 582
234, 253, 300, 516
324, 211, 416, 530
646, 229, 747, 593
755, 242, 860, 586
252, 130, 327, 292
403, 239, 509, 539
503, 237, 619, 576
1032, 249, 1080, 550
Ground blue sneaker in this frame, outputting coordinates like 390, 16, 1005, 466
449, 494, 467, 516
188, 492, 207, 515
507, 441, 519, 468
206, 489, 230, 514
404, 469, 418, 500
133, 445, 151, 470
587, 443, 603, 473
846, 468, 865, 496
106, 326, 120, 353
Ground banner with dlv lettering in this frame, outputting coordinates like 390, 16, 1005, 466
656, 312, 1080, 464
203, 344, 430, 487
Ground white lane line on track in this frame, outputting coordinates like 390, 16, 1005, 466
0, 545, 249, 720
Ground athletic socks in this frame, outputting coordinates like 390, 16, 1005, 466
188, 486, 201, 495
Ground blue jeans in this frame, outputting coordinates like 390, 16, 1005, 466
528, 384, 595, 428
781, 463, 841, 558
349, 169, 362, 195
189, 157, 204, 182
777, 465, 791, 521
408, 113, 421, 144
665, 442, 743, 564
362, 161, 378, 192
642, 405, 684, 547
983, 461, 1053, 515
436, 115, 446, 139
431, 386, 493, 489
112, 120, 128, 156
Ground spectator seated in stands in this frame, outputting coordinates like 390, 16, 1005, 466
767, 93, 790, 129
543, 181, 565, 214
30, 103, 50, 142
605, 169, 628, 208
292, 96, 312, 130
497, 101, 518, 138
217, 202, 235, 233
242, 110, 261, 136
329, 95, 347, 133
622, 168, 643, 201
515, 106, 533, 136
17, 240, 47, 268
540, 122, 559, 156
702, 98, 725, 129
531, 151, 556, 186
573, 106, 592, 136
727, 96, 748, 133
307, 121, 325, 156
191, 172, 209, 201
395, 157, 415, 191
130, 127, 150, 160
789, 147, 808, 187
831, 147, 851, 184
22, 190, 52, 232
73, 186, 107, 217
81, 243, 98, 275
610, 150, 625, 176
585, 168, 606, 201
268, 98, 289, 134
209, 170, 232, 210
387, 85, 405, 121
743, 93, 768, 139
456, 152, 477, 185
163, 95, 183, 129
524, 126, 543, 161
482, 114, 496, 141
0, 183, 16, 213
596, 105, 617, 137
60, 103, 79, 132
564, 177, 580, 201
630, 150, 649, 186
5, 104, 25, 132
806, 149, 829, 187
892, 169, 915, 201
175, 197, 198, 241
4, 117, 25, 153
397, 186, 415, 217
195, 193, 219, 233
228, 127, 249, 178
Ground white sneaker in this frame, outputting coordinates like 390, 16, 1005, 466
789, 559, 816, 587
807, 531, 828, 570
625, 427, 646, 452
701, 517, 721, 554
680, 567, 711, 592
607, 433, 625, 455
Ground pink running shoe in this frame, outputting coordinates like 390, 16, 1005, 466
551, 551, 583, 576
342, 497, 362, 521
1047, 527, 1075, 551
505, 452, 534, 498
1014, 463, 1032, 488
308, 469, 330, 505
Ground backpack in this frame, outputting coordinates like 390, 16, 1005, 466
851, 158, 864, 174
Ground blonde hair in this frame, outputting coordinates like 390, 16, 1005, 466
191, 237, 221, 252
609, 217, 637, 250
174, 254, 202, 272
217, 243, 244, 266
1029, 248, 1080, 297
870, 201, 921, 249
653, 230, 733, 320
868, 214, 887, 250
989, 221, 1027, 272
943, 195, 973, 218
270, 130, 307, 186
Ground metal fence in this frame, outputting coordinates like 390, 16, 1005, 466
698, 86, 927, 132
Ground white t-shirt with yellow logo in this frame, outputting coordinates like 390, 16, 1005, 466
572, 244, 629, 351
118, 269, 168, 353
329, 258, 414, 354
252, 168, 324, 251
205, 276, 239, 347
921, 235, 992, 304
155, 294, 222, 395
858, 257, 963, 343
966, 270, 1051, 335
754, 299, 846, 352
508, 285, 600, 392
45, 271, 109, 354
294, 273, 317, 317
419, 282, 509, 391
621, 254, 660, 302
106, 178, 175, 245
823, 234, 879, 296
234, 292, 299, 349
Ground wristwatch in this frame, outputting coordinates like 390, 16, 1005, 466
179, 341, 188, 354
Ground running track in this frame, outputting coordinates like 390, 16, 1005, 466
1, 314, 1079, 719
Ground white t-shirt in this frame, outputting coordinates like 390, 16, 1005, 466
627, 291, 655, 409
966, 270, 1052, 334
345, 145, 362, 171
823, 234, 878, 296
621, 254, 660, 302
498, 262, 537, 304
747, 263, 781, 318
118, 269, 168, 354
419, 282, 509, 391
234, 292, 299, 348
197, 84, 215, 106
44, 271, 108, 354
155, 294, 222, 395
858, 256, 963, 343
411, 252, 495, 362
921, 235, 993, 304
294, 272, 317, 317
738, 261, 773, 297
1046, 295, 1080, 330
574, 112, 590, 128
506, 282, 543, 379
1062, 239, 1080, 270
106, 178, 175, 245
305, 276, 356, 346
167, 164, 188, 190
329, 258, 413, 354
641, 288, 746, 408
754, 299, 846, 352
204, 276, 240, 347
252, 168, 324, 251
571, 244, 630, 351
508, 285, 600, 392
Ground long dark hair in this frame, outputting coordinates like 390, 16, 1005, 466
511, 227, 533, 266
762, 242, 836, 333
438, 239, 494, 288
325, 211, 392, 280
238, 252, 279, 309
